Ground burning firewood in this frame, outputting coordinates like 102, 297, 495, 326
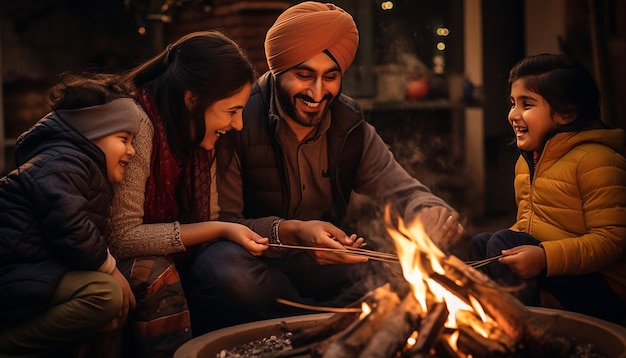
456, 323, 510, 357
322, 284, 402, 357
262, 209, 607, 357
286, 284, 395, 348
386, 210, 578, 357
453, 310, 517, 357
404, 301, 448, 356
431, 255, 573, 357
359, 291, 423, 357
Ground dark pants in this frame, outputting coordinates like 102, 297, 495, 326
0, 271, 122, 357
470, 229, 626, 323
183, 240, 387, 336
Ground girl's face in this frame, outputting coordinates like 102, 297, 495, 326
92, 131, 136, 183
197, 83, 252, 150
508, 79, 569, 152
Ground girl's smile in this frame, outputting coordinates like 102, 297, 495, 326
508, 79, 569, 152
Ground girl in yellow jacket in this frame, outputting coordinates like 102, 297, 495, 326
469, 53, 626, 324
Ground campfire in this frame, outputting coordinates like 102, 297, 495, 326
263, 208, 606, 358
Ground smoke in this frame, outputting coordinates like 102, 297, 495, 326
344, 127, 468, 255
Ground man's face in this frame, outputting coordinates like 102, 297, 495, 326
276, 52, 343, 128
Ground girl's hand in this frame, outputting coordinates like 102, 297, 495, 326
224, 222, 269, 256
499, 245, 546, 279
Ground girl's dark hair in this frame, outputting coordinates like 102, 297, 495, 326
49, 72, 134, 110
508, 53, 601, 130
121, 30, 257, 158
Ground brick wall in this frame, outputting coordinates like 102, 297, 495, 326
167, 1, 291, 75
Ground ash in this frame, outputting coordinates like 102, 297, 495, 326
216, 335, 292, 358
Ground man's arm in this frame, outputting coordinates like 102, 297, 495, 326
352, 123, 463, 246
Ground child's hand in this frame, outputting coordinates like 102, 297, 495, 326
499, 245, 546, 278
225, 222, 269, 256
102, 268, 136, 332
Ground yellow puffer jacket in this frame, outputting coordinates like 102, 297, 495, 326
510, 128, 626, 293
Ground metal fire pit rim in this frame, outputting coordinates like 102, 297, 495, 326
174, 308, 626, 358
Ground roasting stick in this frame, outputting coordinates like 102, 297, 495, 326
266, 243, 505, 268
266, 243, 399, 263
466, 254, 505, 269
343, 245, 399, 260
275, 298, 362, 313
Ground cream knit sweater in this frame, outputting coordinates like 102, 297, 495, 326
108, 104, 207, 260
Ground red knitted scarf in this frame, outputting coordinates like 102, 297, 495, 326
138, 89, 213, 224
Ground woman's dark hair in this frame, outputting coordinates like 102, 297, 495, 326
508, 53, 601, 130
121, 30, 257, 158
49, 72, 134, 110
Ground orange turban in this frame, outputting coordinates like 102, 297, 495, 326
264, 2, 359, 76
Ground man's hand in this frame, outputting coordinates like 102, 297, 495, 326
282, 220, 368, 265
500, 245, 546, 279
417, 206, 464, 248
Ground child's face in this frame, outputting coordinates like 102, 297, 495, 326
508, 79, 569, 152
196, 82, 251, 151
92, 131, 136, 183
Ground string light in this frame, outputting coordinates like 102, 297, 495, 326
380, 1, 394, 10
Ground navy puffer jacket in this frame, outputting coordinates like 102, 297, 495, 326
0, 112, 111, 316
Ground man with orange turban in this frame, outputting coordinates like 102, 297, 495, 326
186, 1, 464, 335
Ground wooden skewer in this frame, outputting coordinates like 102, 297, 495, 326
466, 254, 504, 269
276, 298, 362, 313
266, 243, 399, 263
266, 243, 504, 269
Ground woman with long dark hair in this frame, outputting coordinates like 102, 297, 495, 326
108, 31, 265, 357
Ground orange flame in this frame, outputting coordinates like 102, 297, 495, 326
386, 208, 493, 331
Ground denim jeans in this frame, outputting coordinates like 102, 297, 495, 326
183, 239, 381, 335
470, 229, 626, 323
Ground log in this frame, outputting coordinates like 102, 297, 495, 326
321, 284, 402, 357
287, 283, 399, 349
433, 337, 463, 358
456, 324, 510, 358
288, 311, 360, 348
454, 309, 515, 351
404, 301, 448, 357
431, 255, 574, 358
358, 292, 423, 357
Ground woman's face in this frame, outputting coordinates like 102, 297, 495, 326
197, 83, 251, 150
508, 79, 568, 152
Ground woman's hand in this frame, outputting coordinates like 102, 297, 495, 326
224, 222, 269, 256
283, 219, 368, 265
499, 245, 546, 279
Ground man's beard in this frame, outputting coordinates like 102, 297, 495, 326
276, 82, 334, 128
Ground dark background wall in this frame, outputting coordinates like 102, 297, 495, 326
2, 0, 625, 233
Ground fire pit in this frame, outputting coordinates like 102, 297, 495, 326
174, 308, 626, 358
175, 212, 626, 357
